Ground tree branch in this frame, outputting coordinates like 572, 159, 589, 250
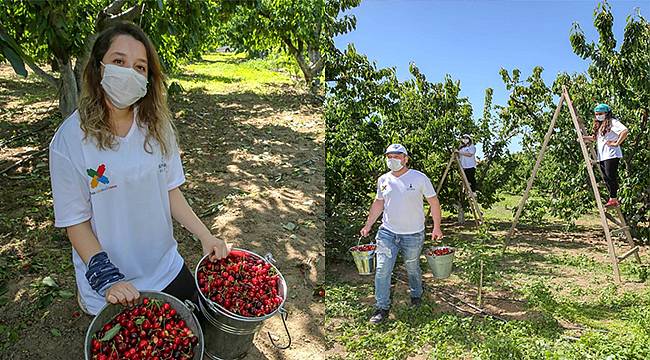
104, 0, 129, 15
510, 95, 544, 124
97, 2, 144, 31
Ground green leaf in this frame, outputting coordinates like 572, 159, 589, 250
50, 328, 61, 337
58, 290, 74, 299
1, 44, 27, 77
99, 324, 121, 342
282, 222, 297, 231
135, 317, 145, 326
157, 0, 164, 10
42, 276, 58, 288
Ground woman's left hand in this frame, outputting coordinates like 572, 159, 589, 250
606, 140, 618, 146
201, 235, 231, 261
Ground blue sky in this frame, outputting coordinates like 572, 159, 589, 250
334, 0, 646, 154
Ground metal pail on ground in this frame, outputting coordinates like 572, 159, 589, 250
195, 249, 290, 360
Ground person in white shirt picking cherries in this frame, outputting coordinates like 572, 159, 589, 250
456, 134, 478, 198
582, 103, 629, 208
360, 144, 443, 324
49, 22, 230, 315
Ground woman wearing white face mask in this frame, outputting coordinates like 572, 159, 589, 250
49, 22, 230, 315
582, 103, 629, 208
456, 134, 478, 197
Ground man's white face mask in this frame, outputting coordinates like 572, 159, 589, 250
386, 157, 404, 172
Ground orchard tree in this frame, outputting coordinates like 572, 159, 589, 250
497, 2, 649, 238
0, 0, 219, 118
570, 2, 649, 239
215, 0, 361, 95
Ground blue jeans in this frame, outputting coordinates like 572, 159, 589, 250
374, 227, 425, 310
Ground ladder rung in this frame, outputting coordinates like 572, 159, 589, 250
617, 246, 640, 262
611, 226, 629, 236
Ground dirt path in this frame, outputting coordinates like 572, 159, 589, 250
0, 61, 324, 360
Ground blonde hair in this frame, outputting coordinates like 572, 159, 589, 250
78, 21, 175, 156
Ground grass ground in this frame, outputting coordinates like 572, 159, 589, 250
325, 194, 650, 359
0, 52, 324, 359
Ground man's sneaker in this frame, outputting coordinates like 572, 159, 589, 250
605, 198, 620, 208
369, 308, 389, 324
410, 297, 422, 307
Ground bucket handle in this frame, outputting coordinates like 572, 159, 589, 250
264, 252, 277, 264
183, 299, 197, 313
268, 307, 291, 349
356, 236, 375, 248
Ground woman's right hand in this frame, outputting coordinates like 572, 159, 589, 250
105, 281, 140, 307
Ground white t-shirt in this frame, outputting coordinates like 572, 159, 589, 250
49, 109, 185, 314
458, 144, 477, 169
375, 169, 437, 234
596, 119, 627, 161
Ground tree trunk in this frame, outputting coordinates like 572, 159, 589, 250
287, 42, 323, 95
57, 58, 78, 119
74, 33, 98, 92
456, 201, 465, 224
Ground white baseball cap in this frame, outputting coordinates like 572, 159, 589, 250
385, 144, 408, 156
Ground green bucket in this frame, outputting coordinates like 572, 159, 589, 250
424, 246, 455, 279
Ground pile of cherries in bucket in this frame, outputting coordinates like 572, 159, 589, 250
425, 247, 453, 256
90, 298, 198, 360
349, 244, 376, 252
197, 250, 283, 317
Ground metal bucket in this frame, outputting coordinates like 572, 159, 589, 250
424, 247, 455, 279
349, 236, 377, 275
84, 291, 204, 360
194, 249, 291, 360
349, 247, 376, 275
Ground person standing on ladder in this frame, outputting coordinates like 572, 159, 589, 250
582, 103, 629, 208
359, 144, 444, 324
456, 134, 478, 198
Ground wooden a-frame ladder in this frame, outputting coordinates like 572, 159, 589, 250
437, 152, 483, 226
503, 86, 640, 284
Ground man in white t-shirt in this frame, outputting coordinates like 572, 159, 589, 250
360, 144, 443, 324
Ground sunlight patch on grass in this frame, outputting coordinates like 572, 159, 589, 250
171, 53, 295, 95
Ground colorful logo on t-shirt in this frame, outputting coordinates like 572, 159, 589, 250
87, 164, 109, 189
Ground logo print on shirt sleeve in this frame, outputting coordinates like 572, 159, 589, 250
87, 164, 110, 189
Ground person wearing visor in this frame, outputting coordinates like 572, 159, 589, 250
49, 22, 230, 315
360, 144, 443, 324
456, 134, 478, 197
582, 103, 629, 208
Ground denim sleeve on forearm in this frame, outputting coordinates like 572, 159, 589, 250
84, 251, 125, 297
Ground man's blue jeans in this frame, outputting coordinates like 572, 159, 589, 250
374, 227, 425, 310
